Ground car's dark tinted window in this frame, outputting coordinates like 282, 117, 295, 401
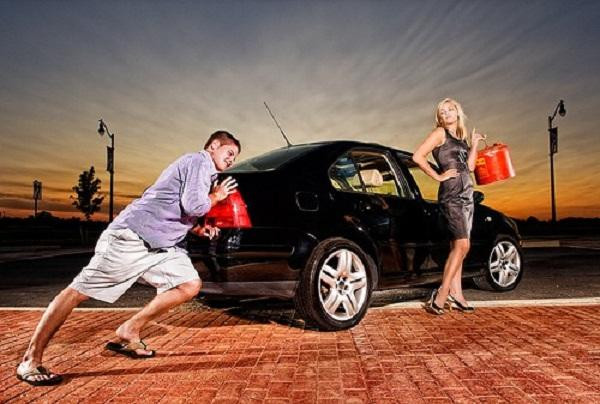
227, 144, 320, 172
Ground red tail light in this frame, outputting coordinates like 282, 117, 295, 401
205, 190, 252, 229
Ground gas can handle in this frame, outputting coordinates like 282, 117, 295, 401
472, 128, 488, 149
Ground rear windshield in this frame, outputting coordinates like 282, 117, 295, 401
227, 144, 321, 172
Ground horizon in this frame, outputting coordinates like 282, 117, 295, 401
1, 1, 599, 221
3, 211, 599, 223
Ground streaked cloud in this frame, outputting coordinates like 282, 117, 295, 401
1, 0, 599, 219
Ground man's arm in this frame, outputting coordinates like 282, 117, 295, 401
180, 155, 214, 217
180, 154, 238, 217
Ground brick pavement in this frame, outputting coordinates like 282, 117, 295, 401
1, 305, 599, 403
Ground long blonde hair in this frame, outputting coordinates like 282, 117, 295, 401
435, 98, 467, 141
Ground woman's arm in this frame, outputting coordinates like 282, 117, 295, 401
412, 127, 457, 182
467, 128, 486, 171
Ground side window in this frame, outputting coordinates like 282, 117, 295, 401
329, 154, 364, 192
330, 150, 414, 198
351, 152, 400, 197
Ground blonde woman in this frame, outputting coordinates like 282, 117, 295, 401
412, 98, 485, 314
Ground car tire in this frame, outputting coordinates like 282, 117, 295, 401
294, 237, 375, 331
473, 235, 524, 291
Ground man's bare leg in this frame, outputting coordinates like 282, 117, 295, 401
17, 287, 89, 383
112, 279, 202, 355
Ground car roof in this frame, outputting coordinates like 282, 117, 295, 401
227, 140, 414, 173
286, 140, 412, 156
296, 140, 414, 162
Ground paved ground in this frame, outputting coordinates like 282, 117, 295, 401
2, 304, 600, 403
1, 238, 598, 402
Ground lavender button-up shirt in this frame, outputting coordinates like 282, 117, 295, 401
109, 150, 217, 249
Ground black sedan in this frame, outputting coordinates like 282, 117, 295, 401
187, 141, 523, 330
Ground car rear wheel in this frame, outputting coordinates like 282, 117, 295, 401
473, 235, 523, 291
294, 238, 375, 330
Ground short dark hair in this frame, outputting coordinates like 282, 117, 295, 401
204, 130, 241, 153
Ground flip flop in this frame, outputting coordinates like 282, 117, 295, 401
105, 340, 156, 359
16, 365, 63, 386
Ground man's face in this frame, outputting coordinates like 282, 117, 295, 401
208, 141, 239, 171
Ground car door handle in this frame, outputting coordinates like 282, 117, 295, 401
358, 201, 372, 211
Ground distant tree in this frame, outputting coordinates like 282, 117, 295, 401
71, 166, 104, 220
35, 211, 55, 221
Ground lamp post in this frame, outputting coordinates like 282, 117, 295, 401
33, 180, 42, 217
97, 119, 115, 222
547, 100, 566, 224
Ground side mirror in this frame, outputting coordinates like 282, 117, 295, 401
473, 191, 485, 204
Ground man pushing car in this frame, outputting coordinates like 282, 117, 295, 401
17, 130, 240, 386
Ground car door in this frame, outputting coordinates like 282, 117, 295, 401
328, 149, 430, 287
402, 156, 486, 278
394, 153, 450, 280
381, 153, 445, 285
328, 151, 392, 274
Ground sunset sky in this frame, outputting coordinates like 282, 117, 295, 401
1, 1, 599, 221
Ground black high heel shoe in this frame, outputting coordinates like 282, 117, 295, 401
447, 295, 475, 313
424, 289, 445, 315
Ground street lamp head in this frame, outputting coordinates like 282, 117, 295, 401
558, 100, 566, 117
97, 119, 105, 136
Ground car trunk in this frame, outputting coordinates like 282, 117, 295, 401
186, 169, 308, 284
222, 171, 288, 226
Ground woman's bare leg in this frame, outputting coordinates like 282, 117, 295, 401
435, 239, 469, 307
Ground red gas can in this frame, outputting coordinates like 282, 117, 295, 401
474, 143, 515, 185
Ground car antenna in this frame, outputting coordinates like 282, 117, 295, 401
264, 101, 293, 147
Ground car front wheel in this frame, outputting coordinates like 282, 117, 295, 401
473, 235, 524, 291
294, 238, 375, 330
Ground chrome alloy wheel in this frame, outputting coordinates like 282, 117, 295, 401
318, 248, 368, 321
489, 240, 521, 288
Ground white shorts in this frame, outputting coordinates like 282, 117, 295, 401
69, 228, 199, 303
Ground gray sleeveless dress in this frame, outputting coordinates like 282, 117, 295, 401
432, 129, 474, 240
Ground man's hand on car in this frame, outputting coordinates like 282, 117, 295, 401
210, 176, 238, 204
191, 224, 221, 240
